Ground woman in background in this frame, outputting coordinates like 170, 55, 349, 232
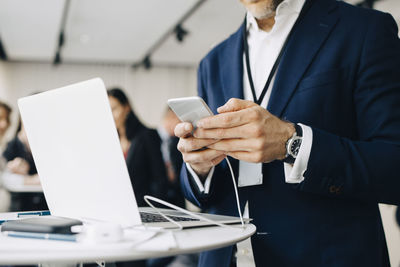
108, 88, 170, 267
107, 88, 167, 207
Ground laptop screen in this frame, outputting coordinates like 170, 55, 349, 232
18, 78, 142, 227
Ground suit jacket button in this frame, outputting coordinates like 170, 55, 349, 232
329, 185, 337, 194
329, 185, 342, 194
336, 186, 342, 194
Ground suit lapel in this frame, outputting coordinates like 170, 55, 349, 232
220, 22, 246, 103
267, 0, 339, 117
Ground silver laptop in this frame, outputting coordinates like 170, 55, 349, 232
18, 78, 245, 228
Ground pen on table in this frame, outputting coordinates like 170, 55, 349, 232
0, 211, 51, 225
17, 210, 51, 218
3, 231, 77, 242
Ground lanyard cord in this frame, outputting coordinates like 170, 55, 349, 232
243, 17, 286, 106
242, 1, 311, 106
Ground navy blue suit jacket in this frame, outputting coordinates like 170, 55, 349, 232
181, 0, 400, 266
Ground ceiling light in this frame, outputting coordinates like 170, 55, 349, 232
143, 55, 152, 70
174, 24, 189, 42
53, 51, 61, 65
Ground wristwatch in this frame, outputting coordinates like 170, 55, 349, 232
283, 124, 303, 164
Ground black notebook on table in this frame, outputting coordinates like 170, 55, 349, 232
1, 216, 82, 234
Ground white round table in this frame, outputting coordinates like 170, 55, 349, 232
0, 223, 256, 265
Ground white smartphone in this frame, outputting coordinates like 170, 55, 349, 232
167, 96, 213, 128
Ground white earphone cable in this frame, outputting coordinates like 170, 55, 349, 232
142, 157, 245, 230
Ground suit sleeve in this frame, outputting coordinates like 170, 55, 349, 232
298, 13, 400, 205
180, 61, 236, 209
180, 61, 212, 208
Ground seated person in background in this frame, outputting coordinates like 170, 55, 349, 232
107, 88, 168, 207
157, 107, 185, 208
108, 88, 171, 267
0, 100, 12, 153
2, 119, 47, 211
0, 100, 12, 212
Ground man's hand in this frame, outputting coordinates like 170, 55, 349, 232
175, 122, 226, 178
194, 98, 295, 163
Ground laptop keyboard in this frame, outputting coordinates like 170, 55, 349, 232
140, 211, 200, 223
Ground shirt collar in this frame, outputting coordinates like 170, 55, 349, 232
246, 0, 305, 31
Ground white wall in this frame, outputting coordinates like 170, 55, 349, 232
2, 62, 197, 129
0, 61, 11, 100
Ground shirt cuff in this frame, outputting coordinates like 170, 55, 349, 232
284, 123, 313, 184
186, 163, 215, 194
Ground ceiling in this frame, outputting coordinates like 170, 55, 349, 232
0, 0, 399, 67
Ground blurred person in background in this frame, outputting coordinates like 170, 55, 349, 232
0, 100, 12, 152
108, 88, 169, 267
2, 119, 47, 211
157, 107, 185, 208
0, 100, 12, 212
107, 88, 167, 206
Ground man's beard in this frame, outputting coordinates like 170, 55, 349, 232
246, 0, 284, 19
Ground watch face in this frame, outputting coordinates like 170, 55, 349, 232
290, 138, 302, 157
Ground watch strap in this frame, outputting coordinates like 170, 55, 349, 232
294, 123, 303, 137
283, 124, 302, 164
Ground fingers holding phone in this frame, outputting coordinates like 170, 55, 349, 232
174, 121, 193, 138
174, 121, 225, 177
169, 97, 226, 177
181, 146, 225, 178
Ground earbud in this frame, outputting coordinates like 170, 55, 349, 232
82, 222, 123, 243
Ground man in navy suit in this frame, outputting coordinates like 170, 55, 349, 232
175, 0, 400, 266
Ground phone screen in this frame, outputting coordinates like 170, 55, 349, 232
168, 96, 213, 127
